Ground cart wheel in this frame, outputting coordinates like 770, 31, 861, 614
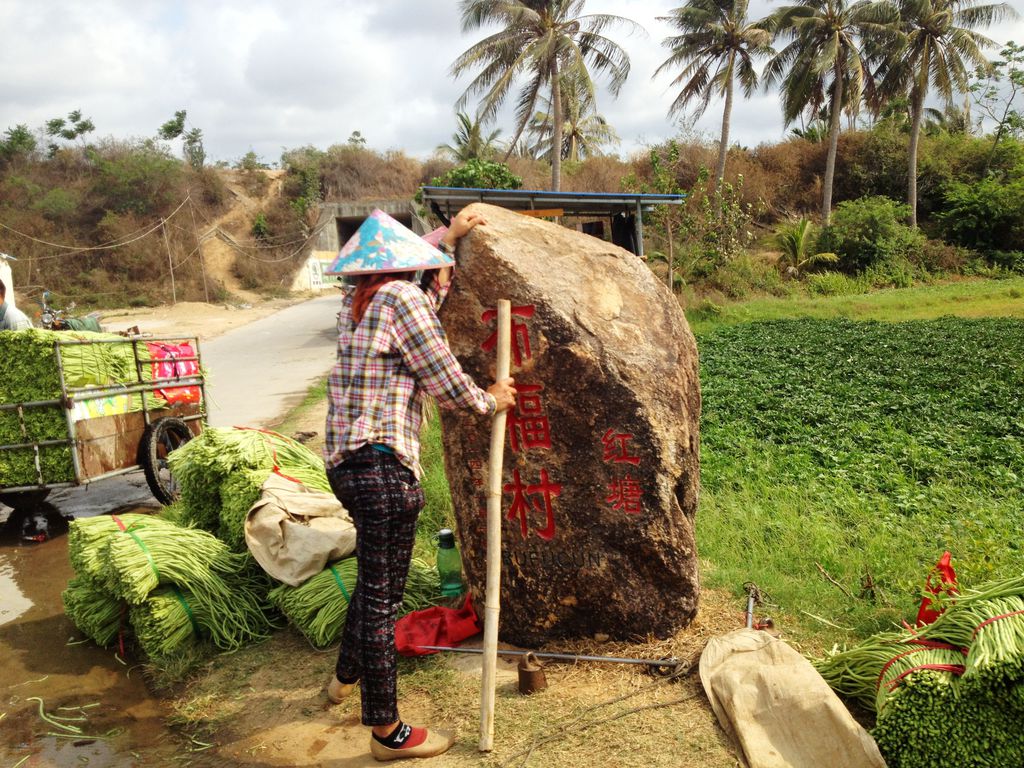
0, 489, 51, 509
142, 417, 193, 505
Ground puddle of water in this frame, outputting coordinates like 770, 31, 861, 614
0, 507, 224, 767
0, 554, 33, 624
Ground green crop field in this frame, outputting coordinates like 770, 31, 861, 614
697, 317, 1024, 642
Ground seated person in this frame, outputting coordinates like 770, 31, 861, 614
0, 279, 33, 330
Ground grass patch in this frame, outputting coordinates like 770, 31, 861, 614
269, 375, 328, 435
686, 275, 1024, 335
697, 317, 1024, 644
415, 413, 456, 561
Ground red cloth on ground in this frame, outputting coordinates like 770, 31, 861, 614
395, 594, 481, 656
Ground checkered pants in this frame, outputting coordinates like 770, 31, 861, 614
327, 445, 425, 726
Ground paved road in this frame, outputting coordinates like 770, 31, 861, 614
202, 293, 340, 429
11, 294, 342, 519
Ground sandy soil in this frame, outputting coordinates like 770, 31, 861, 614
98, 295, 312, 341
97, 168, 307, 343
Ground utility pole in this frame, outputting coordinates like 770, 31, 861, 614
161, 219, 177, 305
188, 196, 210, 303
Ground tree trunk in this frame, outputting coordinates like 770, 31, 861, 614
822, 57, 844, 224
666, 219, 674, 291
551, 62, 563, 192
716, 53, 735, 187
907, 49, 930, 229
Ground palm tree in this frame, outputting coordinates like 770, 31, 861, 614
525, 70, 620, 161
774, 217, 839, 273
656, 0, 773, 185
452, 0, 643, 191
438, 112, 504, 162
876, 0, 1014, 227
764, 0, 897, 222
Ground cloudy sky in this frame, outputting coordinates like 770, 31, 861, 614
2, 0, 1023, 166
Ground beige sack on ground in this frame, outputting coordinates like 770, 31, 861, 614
244, 472, 356, 586
699, 629, 886, 768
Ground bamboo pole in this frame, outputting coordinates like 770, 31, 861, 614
479, 299, 511, 752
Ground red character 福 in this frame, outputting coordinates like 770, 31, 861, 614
507, 383, 552, 452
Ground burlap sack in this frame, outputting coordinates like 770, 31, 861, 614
699, 629, 886, 768
244, 473, 356, 586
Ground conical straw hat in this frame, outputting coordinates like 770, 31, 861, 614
325, 210, 454, 276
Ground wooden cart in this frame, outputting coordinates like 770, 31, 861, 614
0, 335, 206, 510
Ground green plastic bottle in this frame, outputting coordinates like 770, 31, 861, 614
436, 529, 465, 597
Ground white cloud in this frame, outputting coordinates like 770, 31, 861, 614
0, 0, 1021, 167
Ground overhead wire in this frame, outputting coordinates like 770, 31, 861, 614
0, 194, 193, 258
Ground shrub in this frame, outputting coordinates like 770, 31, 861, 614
936, 177, 1024, 254
33, 187, 78, 222
251, 212, 270, 240
427, 158, 523, 192
563, 155, 631, 193
817, 195, 926, 273
703, 254, 790, 299
318, 145, 420, 200
187, 166, 229, 208
862, 257, 918, 288
805, 271, 865, 296
89, 139, 184, 216
992, 251, 1024, 273
912, 238, 976, 273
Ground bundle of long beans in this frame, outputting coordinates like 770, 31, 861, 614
67, 513, 171, 583
269, 558, 357, 648
0, 330, 170, 484
218, 466, 272, 550
130, 586, 211, 660
62, 576, 124, 647
103, 520, 244, 604
269, 558, 442, 648
167, 427, 331, 547
815, 573, 1024, 767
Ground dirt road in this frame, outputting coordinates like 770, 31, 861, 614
202, 293, 340, 429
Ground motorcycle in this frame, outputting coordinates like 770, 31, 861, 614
39, 290, 103, 332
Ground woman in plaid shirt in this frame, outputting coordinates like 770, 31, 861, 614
324, 208, 515, 762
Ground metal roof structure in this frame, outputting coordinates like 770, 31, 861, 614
419, 186, 686, 258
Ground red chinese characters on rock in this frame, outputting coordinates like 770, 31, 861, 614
601, 429, 640, 466
606, 473, 643, 515
481, 305, 536, 367
479, 303, 563, 541
601, 429, 644, 516
508, 383, 552, 452
504, 468, 562, 540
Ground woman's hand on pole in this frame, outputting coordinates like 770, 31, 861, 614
487, 377, 516, 413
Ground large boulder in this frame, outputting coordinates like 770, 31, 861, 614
438, 203, 701, 645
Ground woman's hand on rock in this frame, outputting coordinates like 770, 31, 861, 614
443, 208, 487, 247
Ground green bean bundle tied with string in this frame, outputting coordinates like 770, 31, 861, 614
67, 513, 166, 583
62, 577, 124, 647
269, 558, 358, 648
130, 586, 212, 660
167, 426, 331, 547
269, 558, 442, 647
815, 572, 1024, 767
